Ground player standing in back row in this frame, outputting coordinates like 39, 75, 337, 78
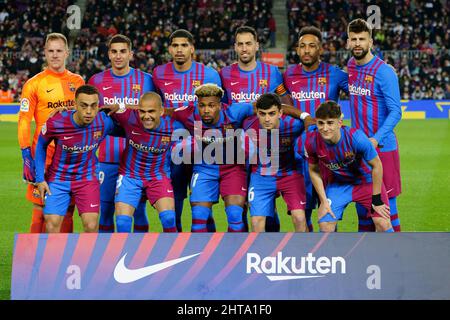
220, 26, 290, 232
346, 19, 402, 232
284, 26, 348, 232
18, 33, 84, 233
153, 29, 222, 232
89, 34, 154, 233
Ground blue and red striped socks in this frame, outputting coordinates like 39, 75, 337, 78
191, 205, 211, 232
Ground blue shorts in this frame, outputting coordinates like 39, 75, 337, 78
115, 174, 175, 207
44, 180, 100, 216
248, 172, 306, 217
190, 166, 247, 203
319, 182, 390, 223
98, 162, 119, 203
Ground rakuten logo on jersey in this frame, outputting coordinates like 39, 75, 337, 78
164, 93, 196, 102
349, 85, 371, 96
291, 91, 325, 101
62, 143, 99, 153
103, 97, 139, 105
48, 100, 75, 109
246, 252, 346, 281
230, 92, 260, 102
129, 139, 167, 154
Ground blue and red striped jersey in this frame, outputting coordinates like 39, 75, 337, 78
304, 126, 378, 185
220, 61, 287, 104
347, 56, 401, 151
283, 62, 348, 116
112, 109, 184, 181
172, 102, 253, 173
243, 115, 304, 176
88, 67, 155, 163
153, 62, 221, 108
35, 111, 115, 182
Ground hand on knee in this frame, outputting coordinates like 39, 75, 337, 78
373, 217, 393, 232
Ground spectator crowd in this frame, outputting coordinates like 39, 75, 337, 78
0, 0, 449, 101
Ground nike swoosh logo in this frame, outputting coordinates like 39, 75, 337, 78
300, 201, 307, 205
46, 89, 54, 93
318, 155, 326, 158
241, 187, 247, 191
386, 188, 393, 194
292, 81, 300, 85
132, 130, 141, 135
114, 252, 201, 284
167, 190, 173, 193
90, 204, 99, 208
231, 82, 239, 85
63, 136, 73, 140
164, 82, 173, 86
103, 86, 112, 90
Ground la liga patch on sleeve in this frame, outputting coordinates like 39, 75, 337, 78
20, 98, 30, 112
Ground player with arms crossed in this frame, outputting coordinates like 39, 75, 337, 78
89, 34, 154, 233
284, 26, 349, 232
244, 93, 308, 232
34, 85, 119, 233
18, 33, 84, 233
220, 25, 291, 232
153, 29, 221, 231
305, 101, 394, 232
111, 92, 185, 233
347, 19, 402, 232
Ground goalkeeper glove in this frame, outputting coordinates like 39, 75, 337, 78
21, 147, 36, 183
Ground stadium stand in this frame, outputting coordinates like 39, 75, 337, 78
0, 0, 449, 100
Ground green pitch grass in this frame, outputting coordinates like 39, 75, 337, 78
0, 119, 449, 299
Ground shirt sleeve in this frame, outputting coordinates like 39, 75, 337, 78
273, 66, 288, 96
102, 113, 124, 137
337, 68, 349, 94
208, 69, 222, 86
172, 104, 194, 125
294, 135, 305, 162
353, 129, 378, 162
372, 65, 402, 144
17, 79, 38, 149
35, 120, 54, 182
109, 108, 133, 128
143, 73, 156, 93
292, 118, 305, 136
219, 69, 229, 104
304, 132, 318, 165
227, 102, 254, 124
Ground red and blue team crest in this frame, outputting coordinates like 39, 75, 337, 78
68, 82, 76, 92
93, 130, 102, 139
132, 84, 141, 93
259, 79, 268, 88
223, 124, 233, 130
318, 77, 327, 85
344, 151, 355, 158
32, 187, 40, 198
192, 80, 201, 87
161, 136, 171, 144
364, 75, 373, 83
